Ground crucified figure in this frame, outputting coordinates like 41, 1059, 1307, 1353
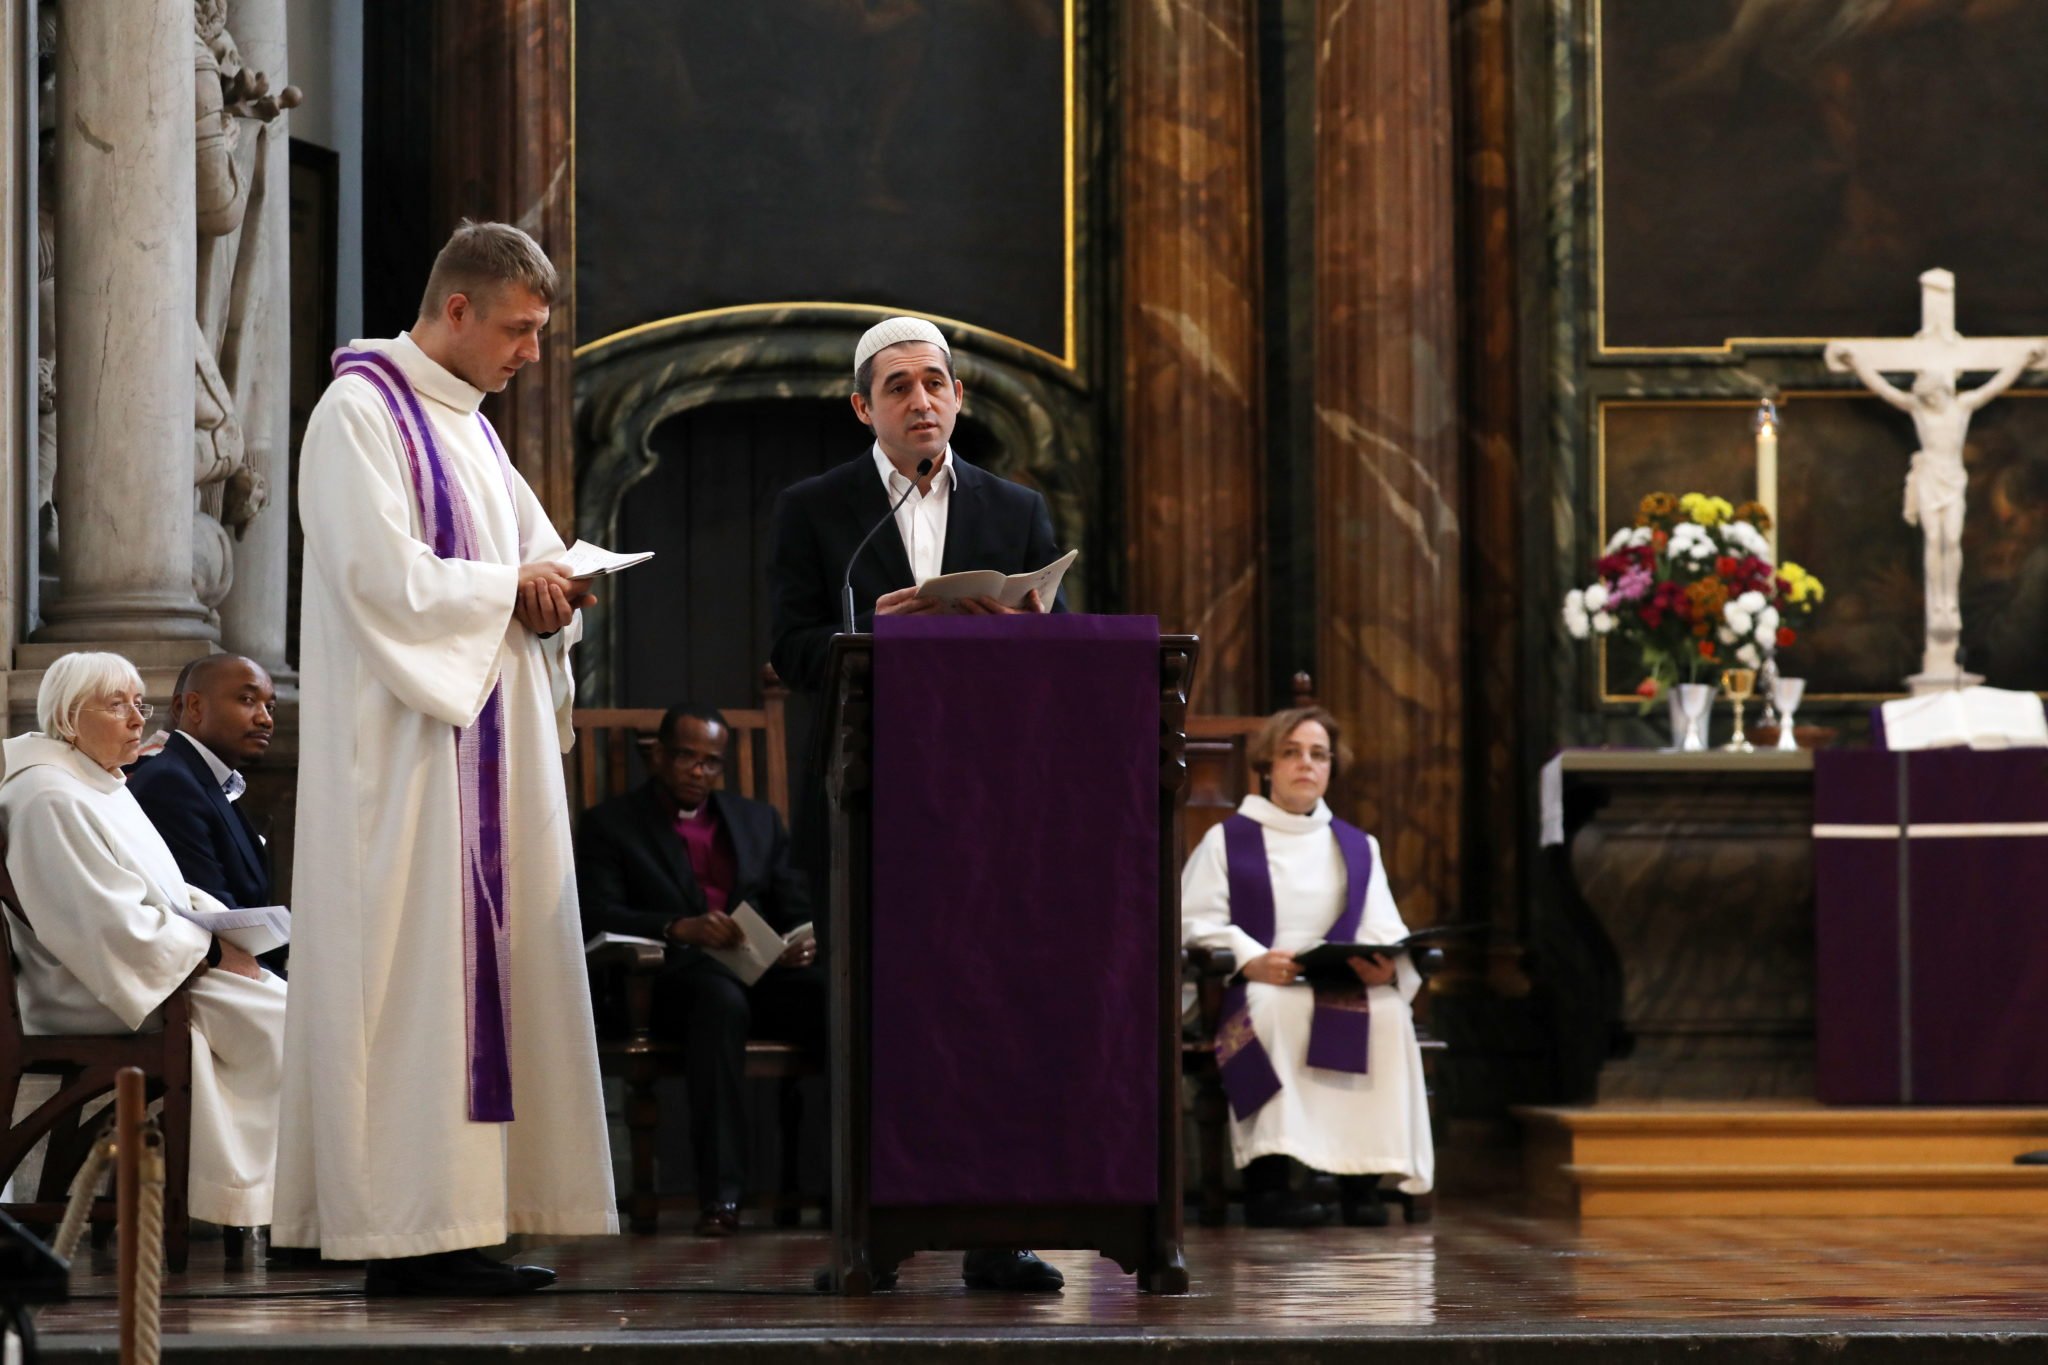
1827, 339, 2046, 679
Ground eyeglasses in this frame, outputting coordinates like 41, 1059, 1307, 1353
1276, 746, 1333, 765
657, 748, 725, 775
96, 700, 153, 721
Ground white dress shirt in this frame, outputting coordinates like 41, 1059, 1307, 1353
872, 443, 954, 586
178, 732, 246, 802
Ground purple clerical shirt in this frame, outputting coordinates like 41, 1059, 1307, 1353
671, 802, 738, 916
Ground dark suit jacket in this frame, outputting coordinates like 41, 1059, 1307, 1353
576, 783, 811, 950
767, 450, 1068, 694
127, 732, 272, 909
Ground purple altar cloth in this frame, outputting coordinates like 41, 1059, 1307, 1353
869, 614, 1161, 1205
1815, 748, 2048, 1104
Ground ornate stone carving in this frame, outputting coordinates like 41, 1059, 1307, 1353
189, 0, 298, 613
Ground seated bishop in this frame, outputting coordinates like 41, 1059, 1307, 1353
575, 704, 823, 1237
1180, 705, 1435, 1229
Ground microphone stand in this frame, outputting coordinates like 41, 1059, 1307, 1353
840, 456, 934, 634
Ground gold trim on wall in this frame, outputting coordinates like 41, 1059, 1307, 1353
571, 0, 1079, 370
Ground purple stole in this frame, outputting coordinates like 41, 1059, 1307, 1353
1214, 814, 1376, 1122
331, 347, 521, 1123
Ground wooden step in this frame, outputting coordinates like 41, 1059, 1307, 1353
1515, 1103, 2048, 1217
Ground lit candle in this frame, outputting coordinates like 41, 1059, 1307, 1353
1754, 398, 1779, 559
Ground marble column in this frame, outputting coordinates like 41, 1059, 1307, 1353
217, 0, 292, 674
1120, 0, 1264, 714
1455, 0, 1530, 989
1312, 0, 1460, 924
435, 0, 575, 535
0, 0, 24, 662
36, 0, 212, 645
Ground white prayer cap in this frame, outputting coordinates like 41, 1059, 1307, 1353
854, 316, 950, 377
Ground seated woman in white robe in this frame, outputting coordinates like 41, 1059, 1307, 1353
0, 652, 286, 1228
1181, 705, 1433, 1228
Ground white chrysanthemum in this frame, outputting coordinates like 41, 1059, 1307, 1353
1757, 606, 1781, 639
1736, 590, 1767, 614
1584, 583, 1609, 612
1629, 527, 1654, 549
1723, 521, 1770, 561
1606, 528, 1632, 553
1724, 605, 1753, 637
1563, 590, 1589, 639
1717, 625, 1737, 645
1736, 643, 1761, 668
1592, 610, 1616, 635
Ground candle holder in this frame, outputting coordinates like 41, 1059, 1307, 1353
1721, 667, 1757, 753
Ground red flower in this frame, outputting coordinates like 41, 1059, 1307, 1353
1635, 678, 1659, 699
1777, 627, 1797, 648
1698, 640, 1716, 658
1716, 556, 1739, 579
1652, 529, 1669, 549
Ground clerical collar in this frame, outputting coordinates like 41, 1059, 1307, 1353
1236, 793, 1333, 834
381, 331, 489, 416
177, 732, 247, 802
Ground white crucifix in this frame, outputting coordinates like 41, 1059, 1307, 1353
1825, 269, 2046, 693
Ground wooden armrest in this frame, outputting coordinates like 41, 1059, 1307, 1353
587, 941, 666, 973
1183, 945, 1237, 979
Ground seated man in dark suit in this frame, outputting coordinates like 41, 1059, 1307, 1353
128, 653, 278, 914
766, 316, 1068, 1294
575, 704, 823, 1237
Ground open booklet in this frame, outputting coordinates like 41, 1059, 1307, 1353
177, 903, 290, 957
584, 903, 812, 989
558, 539, 656, 579
1290, 923, 1486, 982
914, 549, 1077, 609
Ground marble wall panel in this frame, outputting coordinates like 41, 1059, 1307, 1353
1120, 0, 1263, 715
1312, 0, 1461, 925
435, 0, 576, 534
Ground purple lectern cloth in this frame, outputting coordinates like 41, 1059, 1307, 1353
1816, 749, 2048, 1103
869, 614, 1160, 1206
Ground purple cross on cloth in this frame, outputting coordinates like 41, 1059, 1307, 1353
869, 613, 1160, 1206
331, 347, 521, 1123
1215, 814, 1376, 1121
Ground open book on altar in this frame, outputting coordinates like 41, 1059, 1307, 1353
558, 539, 655, 579
1879, 686, 2048, 751
1292, 922, 1485, 982
178, 903, 290, 957
914, 549, 1077, 609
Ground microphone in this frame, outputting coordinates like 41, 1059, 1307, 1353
842, 457, 934, 634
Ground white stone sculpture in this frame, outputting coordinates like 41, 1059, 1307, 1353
1825, 270, 2047, 692
189, 0, 297, 614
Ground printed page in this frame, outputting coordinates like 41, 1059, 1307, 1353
178, 903, 291, 956
559, 539, 657, 579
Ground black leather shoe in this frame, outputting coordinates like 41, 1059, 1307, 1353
695, 1201, 741, 1237
365, 1249, 557, 1297
2017, 1150, 2048, 1165
1339, 1181, 1391, 1228
961, 1248, 1064, 1292
1246, 1188, 1334, 1228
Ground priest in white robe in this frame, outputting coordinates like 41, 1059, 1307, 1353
1181, 705, 1434, 1228
0, 652, 285, 1228
274, 222, 615, 1297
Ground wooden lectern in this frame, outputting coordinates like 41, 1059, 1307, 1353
818, 629, 1195, 1295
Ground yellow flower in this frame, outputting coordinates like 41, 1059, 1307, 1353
1780, 562, 1826, 604
1679, 492, 1734, 527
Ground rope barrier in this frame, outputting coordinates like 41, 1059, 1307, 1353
50, 1127, 115, 1265
131, 1117, 165, 1365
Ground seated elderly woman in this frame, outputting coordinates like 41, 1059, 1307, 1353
0, 651, 286, 1229
1181, 705, 1433, 1228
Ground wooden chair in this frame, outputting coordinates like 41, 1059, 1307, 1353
0, 836, 195, 1272
570, 667, 821, 1233
1177, 675, 1446, 1226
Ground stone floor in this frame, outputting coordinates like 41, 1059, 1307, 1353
25, 1205, 2048, 1362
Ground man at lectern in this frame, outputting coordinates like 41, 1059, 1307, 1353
767, 314, 1066, 694
765, 316, 1068, 1293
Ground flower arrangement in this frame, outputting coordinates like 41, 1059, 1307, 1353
1563, 492, 1825, 702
